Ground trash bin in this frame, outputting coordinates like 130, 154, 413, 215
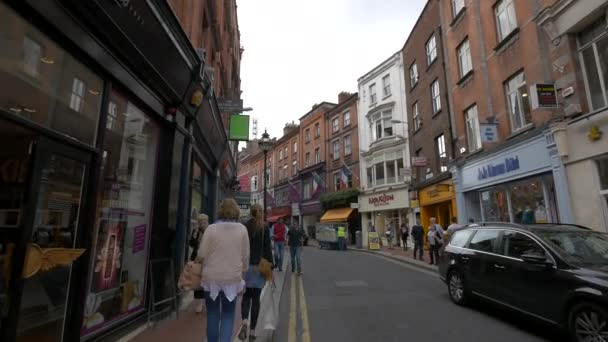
355, 231, 362, 249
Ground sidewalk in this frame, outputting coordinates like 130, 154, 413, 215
128, 258, 289, 342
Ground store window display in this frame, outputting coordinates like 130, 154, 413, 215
480, 188, 509, 222
82, 90, 159, 336
511, 179, 547, 224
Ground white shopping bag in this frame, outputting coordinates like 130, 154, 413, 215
263, 282, 278, 330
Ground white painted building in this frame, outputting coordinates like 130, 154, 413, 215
357, 51, 412, 248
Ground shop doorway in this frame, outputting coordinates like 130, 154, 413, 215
0, 118, 91, 342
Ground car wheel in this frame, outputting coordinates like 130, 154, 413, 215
447, 270, 468, 306
569, 302, 608, 342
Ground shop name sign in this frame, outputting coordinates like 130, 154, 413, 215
368, 194, 395, 207
477, 156, 520, 181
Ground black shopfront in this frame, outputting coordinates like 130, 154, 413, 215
0, 0, 231, 341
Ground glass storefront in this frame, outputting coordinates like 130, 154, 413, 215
477, 174, 558, 224
81, 90, 159, 337
0, 2, 103, 145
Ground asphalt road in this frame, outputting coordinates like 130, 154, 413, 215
275, 246, 567, 342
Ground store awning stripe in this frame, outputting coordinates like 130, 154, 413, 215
320, 208, 353, 223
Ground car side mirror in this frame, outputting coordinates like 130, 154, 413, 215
521, 254, 552, 266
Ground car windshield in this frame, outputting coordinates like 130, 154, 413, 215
537, 230, 608, 264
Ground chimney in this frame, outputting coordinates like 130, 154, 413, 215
338, 92, 352, 104
283, 122, 298, 136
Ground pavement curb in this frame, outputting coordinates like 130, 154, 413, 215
350, 248, 438, 273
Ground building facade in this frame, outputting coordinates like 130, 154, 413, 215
536, 0, 608, 231
268, 123, 300, 224
440, 0, 573, 226
357, 52, 412, 248
298, 103, 336, 232
403, 0, 457, 231
0, 0, 237, 341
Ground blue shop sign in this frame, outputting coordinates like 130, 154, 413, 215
477, 156, 520, 181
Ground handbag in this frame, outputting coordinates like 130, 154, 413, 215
178, 259, 203, 291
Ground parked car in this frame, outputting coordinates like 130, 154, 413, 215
438, 223, 608, 342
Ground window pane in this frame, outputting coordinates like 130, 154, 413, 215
481, 188, 510, 222
466, 106, 481, 151
383, 118, 393, 136
450, 230, 473, 248
596, 36, 608, 107
511, 179, 547, 224
397, 158, 404, 181
1, 3, 103, 145
387, 160, 396, 184
502, 231, 545, 258
468, 230, 500, 253
598, 159, 608, 190
367, 167, 373, 187
375, 163, 385, 185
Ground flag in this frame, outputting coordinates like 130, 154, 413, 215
288, 180, 300, 203
340, 163, 352, 189
312, 171, 325, 195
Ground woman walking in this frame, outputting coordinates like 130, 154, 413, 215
199, 199, 250, 342
238, 204, 273, 340
190, 213, 208, 314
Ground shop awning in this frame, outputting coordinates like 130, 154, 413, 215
320, 208, 354, 223
267, 214, 287, 223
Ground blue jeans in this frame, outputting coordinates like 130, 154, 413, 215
274, 241, 285, 270
290, 246, 302, 273
204, 291, 236, 342
338, 237, 346, 250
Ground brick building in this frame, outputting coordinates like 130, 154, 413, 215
298, 103, 337, 230
269, 123, 300, 224
403, 0, 456, 231
440, 0, 573, 225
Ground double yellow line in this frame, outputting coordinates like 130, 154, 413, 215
288, 273, 311, 342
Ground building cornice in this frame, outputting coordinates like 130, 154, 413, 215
357, 52, 401, 85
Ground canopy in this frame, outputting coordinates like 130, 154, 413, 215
320, 208, 354, 223
267, 214, 287, 223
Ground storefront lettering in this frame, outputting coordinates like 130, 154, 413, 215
477, 156, 520, 181
368, 194, 395, 207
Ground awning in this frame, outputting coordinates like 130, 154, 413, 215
320, 208, 354, 223
267, 214, 287, 223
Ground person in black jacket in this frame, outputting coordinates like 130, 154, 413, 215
238, 204, 273, 341
410, 219, 424, 261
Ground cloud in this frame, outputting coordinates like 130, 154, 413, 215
237, 0, 426, 139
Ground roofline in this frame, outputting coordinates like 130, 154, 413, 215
401, 0, 432, 52
325, 93, 359, 117
298, 101, 338, 120
357, 50, 402, 83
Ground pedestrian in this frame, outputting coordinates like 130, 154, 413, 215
287, 223, 305, 275
400, 223, 409, 251
429, 217, 444, 255
410, 219, 424, 260
445, 217, 462, 243
427, 224, 442, 265
198, 199, 249, 342
238, 204, 273, 341
190, 213, 208, 314
337, 224, 347, 251
272, 217, 287, 271
385, 223, 393, 249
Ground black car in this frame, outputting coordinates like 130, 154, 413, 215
438, 223, 608, 342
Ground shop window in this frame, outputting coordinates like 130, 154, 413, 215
510, 178, 549, 224
1, 3, 103, 145
501, 231, 545, 259
579, 18, 608, 111
468, 230, 500, 253
480, 188, 510, 222
106, 101, 117, 130
83, 90, 159, 336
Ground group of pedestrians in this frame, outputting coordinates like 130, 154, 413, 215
408, 216, 463, 265
187, 199, 306, 342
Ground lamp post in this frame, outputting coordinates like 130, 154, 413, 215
258, 129, 273, 223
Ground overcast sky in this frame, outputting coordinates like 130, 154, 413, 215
237, 0, 427, 140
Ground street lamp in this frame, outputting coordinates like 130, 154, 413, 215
258, 129, 274, 223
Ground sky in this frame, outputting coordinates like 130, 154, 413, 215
237, 0, 427, 140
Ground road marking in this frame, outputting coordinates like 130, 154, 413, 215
298, 276, 311, 342
288, 273, 297, 342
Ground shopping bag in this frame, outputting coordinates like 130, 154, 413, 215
177, 260, 202, 291
263, 283, 278, 330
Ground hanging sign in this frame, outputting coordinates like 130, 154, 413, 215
530, 83, 558, 109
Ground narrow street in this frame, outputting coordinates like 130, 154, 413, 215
276, 246, 566, 342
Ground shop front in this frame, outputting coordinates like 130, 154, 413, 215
418, 180, 456, 231
301, 201, 323, 237
0, 1, 204, 341
359, 188, 411, 248
452, 132, 572, 225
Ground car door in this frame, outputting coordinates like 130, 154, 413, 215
465, 229, 503, 299
494, 230, 559, 324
